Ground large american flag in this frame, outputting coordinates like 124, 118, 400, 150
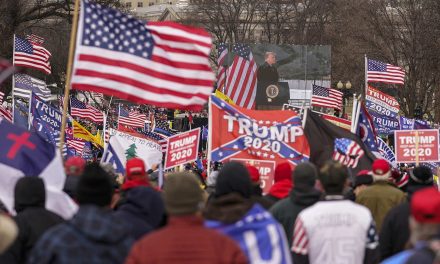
70, 97, 104, 123
14, 73, 51, 101
367, 59, 405, 85
222, 43, 257, 109
13, 36, 51, 74
216, 43, 228, 91
311, 84, 343, 110
0, 106, 12, 122
118, 105, 146, 128
71, 0, 214, 110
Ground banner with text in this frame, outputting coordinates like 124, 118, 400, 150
101, 129, 163, 174
394, 129, 439, 163
165, 127, 200, 169
210, 96, 310, 188
370, 111, 400, 135
366, 85, 400, 118
30, 93, 62, 145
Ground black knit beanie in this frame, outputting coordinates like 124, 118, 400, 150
214, 161, 252, 198
76, 163, 114, 207
14, 177, 46, 213
293, 162, 318, 191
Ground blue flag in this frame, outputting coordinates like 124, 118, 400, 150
377, 137, 397, 168
202, 126, 208, 140
13, 100, 29, 129
369, 111, 400, 135
356, 104, 379, 154
0, 119, 77, 218
400, 116, 414, 130
206, 204, 292, 264
30, 93, 62, 146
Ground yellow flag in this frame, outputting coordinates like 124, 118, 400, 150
214, 90, 235, 105
73, 120, 103, 148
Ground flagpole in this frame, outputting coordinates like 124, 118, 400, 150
207, 96, 212, 178
28, 92, 32, 130
59, 0, 80, 154
102, 113, 107, 148
12, 34, 16, 124
351, 94, 358, 133
117, 103, 121, 129
364, 54, 368, 96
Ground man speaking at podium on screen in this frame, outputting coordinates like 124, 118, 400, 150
256, 52, 281, 109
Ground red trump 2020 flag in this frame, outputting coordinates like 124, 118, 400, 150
210, 95, 310, 193
71, 0, 215, 110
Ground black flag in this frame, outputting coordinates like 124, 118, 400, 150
304, 110, 376, 176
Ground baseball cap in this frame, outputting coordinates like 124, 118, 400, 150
126, 158, 146, 179
372, 159, 390, 175
411, 187, 440, 223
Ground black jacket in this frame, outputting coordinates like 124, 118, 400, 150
0, 177, 63, 264
270, 188, 321, 247
114, 186, 165, 240
379, 185, 431, 260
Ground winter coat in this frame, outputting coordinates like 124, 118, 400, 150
270, 188, 321, 247
28, 205, 134, 264
0, 176, 64, 264
379, 202, 410, 260
0, 208, 63, 264
114, 186, 165, 240
356, 181, 406, 231
125, 215, 247, 264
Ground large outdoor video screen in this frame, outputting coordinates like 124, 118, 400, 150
217, 44, 331, 109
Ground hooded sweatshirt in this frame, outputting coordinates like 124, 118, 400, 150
114, 186, 165, 240
265, 163, 293, 206
27, 206, 134, 264
0, 177, 63, 264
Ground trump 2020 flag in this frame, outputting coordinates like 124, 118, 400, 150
101, 129, 163, 174
206, 204, 292, 264
304, 110, 376, 176
0, 118, 77, 219
210, 96, 310, 191
30, 93, 62, 146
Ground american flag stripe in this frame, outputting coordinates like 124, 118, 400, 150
222, 44, 257, 109
118, 106, 146, 128
367, 59, 405, 85
71, 1, 214, 110
0, 91, 4, 102
13, 36, 51, 74
0, 106, 12, 122
292, 218, 308, 255
216, 44, 228, 90
26, 34, 45, 44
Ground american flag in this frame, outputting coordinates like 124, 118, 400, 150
367, 59, 405, 85
216, 43, 228, 91
66, 138, 86, 154
0, 106, 12, 122
333, 138, 365, 168
71, 0, 214, 110
311, 84, 343, 110
0, 91, 4, 103
118, 105, 146, 128
291, 218, 308, 255
143, 131, 168, 152
14, 73, 51, 101
222, 43, 257, 109
70, 97, 104, 123
13, 36, 51, 74
26, 34, 45, 45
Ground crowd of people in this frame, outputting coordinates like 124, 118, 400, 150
0, 156, 439, 263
